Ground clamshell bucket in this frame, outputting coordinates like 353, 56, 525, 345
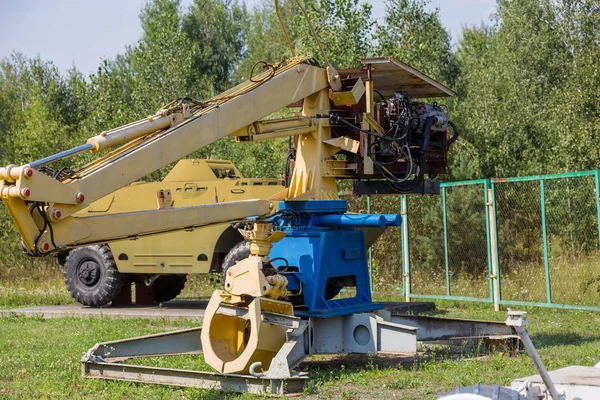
201, 290, 294, 374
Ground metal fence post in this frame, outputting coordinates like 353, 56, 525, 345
400, 195, 411, 302
486, 184, 500, 312
367, 195, 373, 293
539, 179, 552, 305
595, 170, 600, 250
441, 187, 450, 296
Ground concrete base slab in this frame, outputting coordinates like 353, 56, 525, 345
1, 300, 433, 320
1, 299, 208, 319
512, 366, 600, 399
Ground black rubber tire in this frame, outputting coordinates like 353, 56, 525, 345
325, 282, 342, 300
153, 274, 187, 303
64, 245, 123, 307
221, 241, 251, 280
220, 241, 341, 302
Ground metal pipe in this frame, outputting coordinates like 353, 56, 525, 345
401, 196, 411, 302
29, 143, 94, 169
87, 115, 171, 152
380, 214, 402, 227
317, 214, 386, 228
292, 0, 330, 66
273, 0, 296, 57
253, 117, 312, 134
0, 165, 20, 181
506, 311, 562, 400
249, 362, 263, 377
514, 326, 562, 400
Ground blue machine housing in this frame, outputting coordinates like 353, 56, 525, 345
269, 200, 402, 318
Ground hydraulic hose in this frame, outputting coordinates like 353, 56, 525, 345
386, 117, 434, 193
430, 120, 459, 148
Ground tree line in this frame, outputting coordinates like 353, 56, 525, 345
0, 0, 598, 279
1, 0, 598, 180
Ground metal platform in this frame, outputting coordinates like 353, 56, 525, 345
81, 311, 519, 395
512, 366, 600, 399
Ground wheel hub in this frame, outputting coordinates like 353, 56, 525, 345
77, 259, 100, 287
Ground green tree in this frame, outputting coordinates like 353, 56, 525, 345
236, 0, 299, 79
183, 0, 247, 92
85, 56, 137, 134
292, 0, 373, 68
0, 54, 88, 164
375, 0, 456, 84
128, 0, 196, 114
453, 0, 600, 178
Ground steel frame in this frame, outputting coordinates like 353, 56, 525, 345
81, 313, 518, 395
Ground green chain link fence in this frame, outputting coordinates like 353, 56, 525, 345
366, 170, 600, 311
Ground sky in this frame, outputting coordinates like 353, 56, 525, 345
0, 0, 497, 76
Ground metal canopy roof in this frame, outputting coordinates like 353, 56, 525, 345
339, 56, 456, 98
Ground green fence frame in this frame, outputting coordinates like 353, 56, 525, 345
398, 169, 600, 311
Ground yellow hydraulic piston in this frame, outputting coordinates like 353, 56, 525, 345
201, 222, 292, 374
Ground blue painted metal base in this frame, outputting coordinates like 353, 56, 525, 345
269, 200, 401, 318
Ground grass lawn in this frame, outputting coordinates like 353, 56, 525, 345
2, 294, 600, 399
2, 269, 600, 399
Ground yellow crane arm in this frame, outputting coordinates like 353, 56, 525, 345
0, 58, 333, 253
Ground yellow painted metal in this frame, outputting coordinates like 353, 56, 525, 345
201, 213, 291, 372
331, 77, 366, 106
0, 164, 26, 182
0, 167, 78, 205
87, 114, 172, 152
0, 57, 377, 255
1, 50, 391, 375
3, 58, 328, 253
85, 159, 283, 274
287, 88, 339, 200
362, 77, 376, 176
58, 60, 326, 217
243, 126, 316, 142
109, 225, 226, 274
362, 113, 385, 136
250, 117, 313, 135
44, 199, 272, 249
323, 137, 360, 154
201, 291, 294, 374
239, 222, 286, 257
232, 117, 316, 142
0, 196, 40, 250
222, 256, 288, 302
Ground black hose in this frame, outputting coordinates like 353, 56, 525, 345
317, 113, 436, 193
284, 136, 296, 187
430, 120, 459, 148
270, 257, 290, 269
374, 89, 387, 104
385, 117, 434, 193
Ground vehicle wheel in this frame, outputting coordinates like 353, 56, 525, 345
153, 274, 187, 303
64, 245, 123, 307
325, 282, 342, 300
221, 241, 251, 280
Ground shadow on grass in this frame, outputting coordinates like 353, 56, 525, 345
531, 333, 600, 348
298, 348, 504, 395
